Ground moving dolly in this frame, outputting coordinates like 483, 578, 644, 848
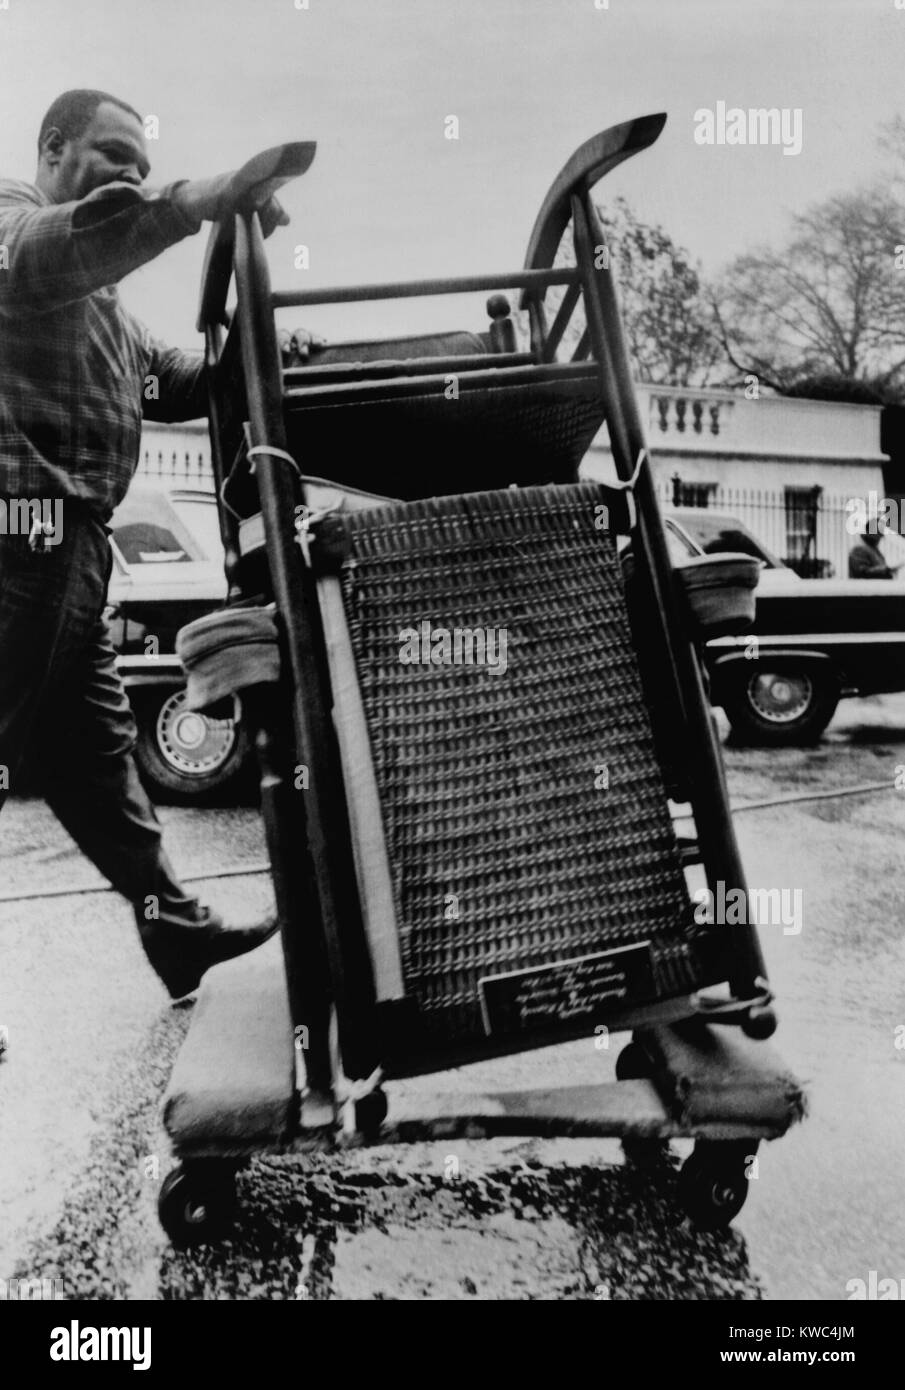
159, 115, 805, 1246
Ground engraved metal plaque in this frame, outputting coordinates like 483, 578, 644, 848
479, 943, 655, 1037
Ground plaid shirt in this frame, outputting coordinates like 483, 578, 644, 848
0, 177, 207, 519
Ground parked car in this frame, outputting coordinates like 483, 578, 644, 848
666, 508, 905, 744
665, 509, 795, 589
107, 485, 250, 801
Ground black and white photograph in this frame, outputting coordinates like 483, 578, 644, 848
0, 0, 902, 1345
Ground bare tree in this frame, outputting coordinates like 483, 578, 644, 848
598, 198, 723, 386
712, 185, 905, 400
542, 196, 722, 387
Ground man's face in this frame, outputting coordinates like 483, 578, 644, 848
41, 102, 150, 203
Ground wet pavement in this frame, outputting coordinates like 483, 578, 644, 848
1, 694, 904, 1300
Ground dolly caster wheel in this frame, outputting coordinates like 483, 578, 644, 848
158, 1163, 238, 1247
621, 1136, 671, 1171
615, 1041, 652, 1081
742, 1004, 777, 1040
355, 1088, 388, 1137
678, 1145, 749, 1229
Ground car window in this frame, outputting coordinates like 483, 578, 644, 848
674, 514, 781, 568
664, 521, 700, 565
111, 490, 205, 567
172, 497, 224, 564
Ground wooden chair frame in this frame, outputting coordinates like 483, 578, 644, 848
195, 112, 774, 1097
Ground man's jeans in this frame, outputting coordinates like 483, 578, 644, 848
0, 502, 207, 958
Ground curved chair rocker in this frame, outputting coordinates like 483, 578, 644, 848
159, 115, 805, 1248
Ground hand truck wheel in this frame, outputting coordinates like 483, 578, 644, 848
158, 1162, 238, 1247
741, 1003, 778, 1040
354, 1087, 388, 1137
614, 1040, 652, 1081
621, 1135, 671, 1171
677, 1143, 749, 1229
615, 1042, 660, 1168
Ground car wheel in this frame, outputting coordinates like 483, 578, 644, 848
721, 665, 839, 746
133, 687, 250, 803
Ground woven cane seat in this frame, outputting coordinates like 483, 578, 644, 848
285, 380, 604, 498
334, 481, 710, 1046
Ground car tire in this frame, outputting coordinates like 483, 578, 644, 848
132, 686, 250, 804
721, 664, 839, 746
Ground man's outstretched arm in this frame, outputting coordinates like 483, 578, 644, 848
0, 180, 201, 313
0, 172, 287, 315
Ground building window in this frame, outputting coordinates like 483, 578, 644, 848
784, 486, 821, 572
670, 475, 717, 508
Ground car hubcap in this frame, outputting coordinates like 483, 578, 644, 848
156, 690, 239, 778
748, 672, 813, 724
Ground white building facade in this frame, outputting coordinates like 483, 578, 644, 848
581, 385, 889, 578
140, 385, 891, 579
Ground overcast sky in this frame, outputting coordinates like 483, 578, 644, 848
1, 0, 904, 346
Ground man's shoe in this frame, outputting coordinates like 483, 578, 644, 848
139, 909, 278, 1000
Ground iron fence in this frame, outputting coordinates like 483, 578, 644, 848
657, 477, 905, 580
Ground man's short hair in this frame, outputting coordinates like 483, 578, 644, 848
38, 89, 142, 152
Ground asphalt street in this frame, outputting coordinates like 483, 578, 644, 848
1, 695, 904, 1300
